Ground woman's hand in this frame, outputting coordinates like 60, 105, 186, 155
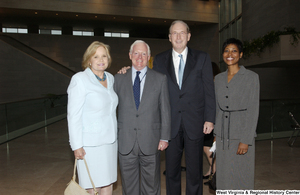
117, 66, 131, 74
74, 147, 86, 159
237, 142, 248, 155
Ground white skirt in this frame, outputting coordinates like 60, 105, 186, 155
77, 141, 117, 189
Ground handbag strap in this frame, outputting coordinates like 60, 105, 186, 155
73, 157, 99, 195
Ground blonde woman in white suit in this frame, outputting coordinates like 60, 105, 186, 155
67, 41, 118, 195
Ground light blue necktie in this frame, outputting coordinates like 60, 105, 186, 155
133, 71, 141, 109
178, 54, 184, 89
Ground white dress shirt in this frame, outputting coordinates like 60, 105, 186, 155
172, 47, 188, 85
131, 66, 147, 101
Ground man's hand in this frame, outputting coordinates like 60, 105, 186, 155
117, 66, 131, 74
236, 142, 248, 155
158, 140, 169, 151
203, 121, 214, 134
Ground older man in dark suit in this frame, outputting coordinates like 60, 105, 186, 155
153, 20, 216, 195
114, 40, 171, 195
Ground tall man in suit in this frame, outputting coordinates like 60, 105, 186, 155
153, 20, 216, 195
114, 40, 171, 195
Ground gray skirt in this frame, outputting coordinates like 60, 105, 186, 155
216, 137, 255, 190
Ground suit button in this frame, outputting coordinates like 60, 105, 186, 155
225, 116, 228, 118
134, 128, 137, 130
179, 111, 181, 113
226, 96, 228, 98
136, 115, 139, 117
226, 106, 229, 108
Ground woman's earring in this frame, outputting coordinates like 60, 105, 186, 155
89, 63, 91, 66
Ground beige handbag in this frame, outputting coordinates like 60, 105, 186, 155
64, 158, 98, 195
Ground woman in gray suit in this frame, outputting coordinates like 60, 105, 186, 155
67, 41, 118, 195
214, 38, 259, 189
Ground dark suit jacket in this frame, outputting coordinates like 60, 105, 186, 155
153, 47, 216, 140
114, 67, 171, 155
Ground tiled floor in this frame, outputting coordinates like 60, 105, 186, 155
0, 119, 299, 194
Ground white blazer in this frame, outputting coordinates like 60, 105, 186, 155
67, 68, 118, 151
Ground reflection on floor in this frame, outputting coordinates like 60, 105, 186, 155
0, 119, 299, 194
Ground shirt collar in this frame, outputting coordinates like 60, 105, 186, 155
172, 47, 188, 59
132, 66, 147, 78
225, 65, 246, 76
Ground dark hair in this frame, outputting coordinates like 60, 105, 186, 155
222, 38, 243, 54
211, 62, 221, 78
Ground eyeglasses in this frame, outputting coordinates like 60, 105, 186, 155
170, 31, 188, 36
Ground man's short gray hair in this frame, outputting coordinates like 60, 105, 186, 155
169, 20, 190, 34
129, 40, 151, 56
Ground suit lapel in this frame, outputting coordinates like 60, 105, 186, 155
165, 51, 178, 87
125, 68, 137, 110
182, 47, 196, 85
139, 67, 152, 112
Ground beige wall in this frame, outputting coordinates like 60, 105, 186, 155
0, 40, 71, 103
1, 23, 218, 103
0, 0, 219, 23
243, 0, 300, 40
0, 0, 219, 103
7, 23, 219, 74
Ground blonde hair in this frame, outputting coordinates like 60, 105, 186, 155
82, 41, 112, 70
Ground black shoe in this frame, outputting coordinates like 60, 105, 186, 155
163, 170, 166, 175
203, 175, 210, 179
204, 181, 209, 185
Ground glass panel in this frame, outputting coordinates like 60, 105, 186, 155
112, 32, 121, 37
237, 0, 242, 15
82, 31, 94, 36
237, 18, 242, 40
51, 30, 62, 35
230, 0, 236, 21
18, 29, 28, 34
104, 32, 112, 37
6, 28, 18, 33
0, 104, 6, 138
39, 29, 51, 35
219, 0, 243, 67
256, 99, 300, 140
73, 31, 82, 36
121, 33, 129, 38
0, 95, 67, 144
1, 95, 298, 144
224, 0, 231, 24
